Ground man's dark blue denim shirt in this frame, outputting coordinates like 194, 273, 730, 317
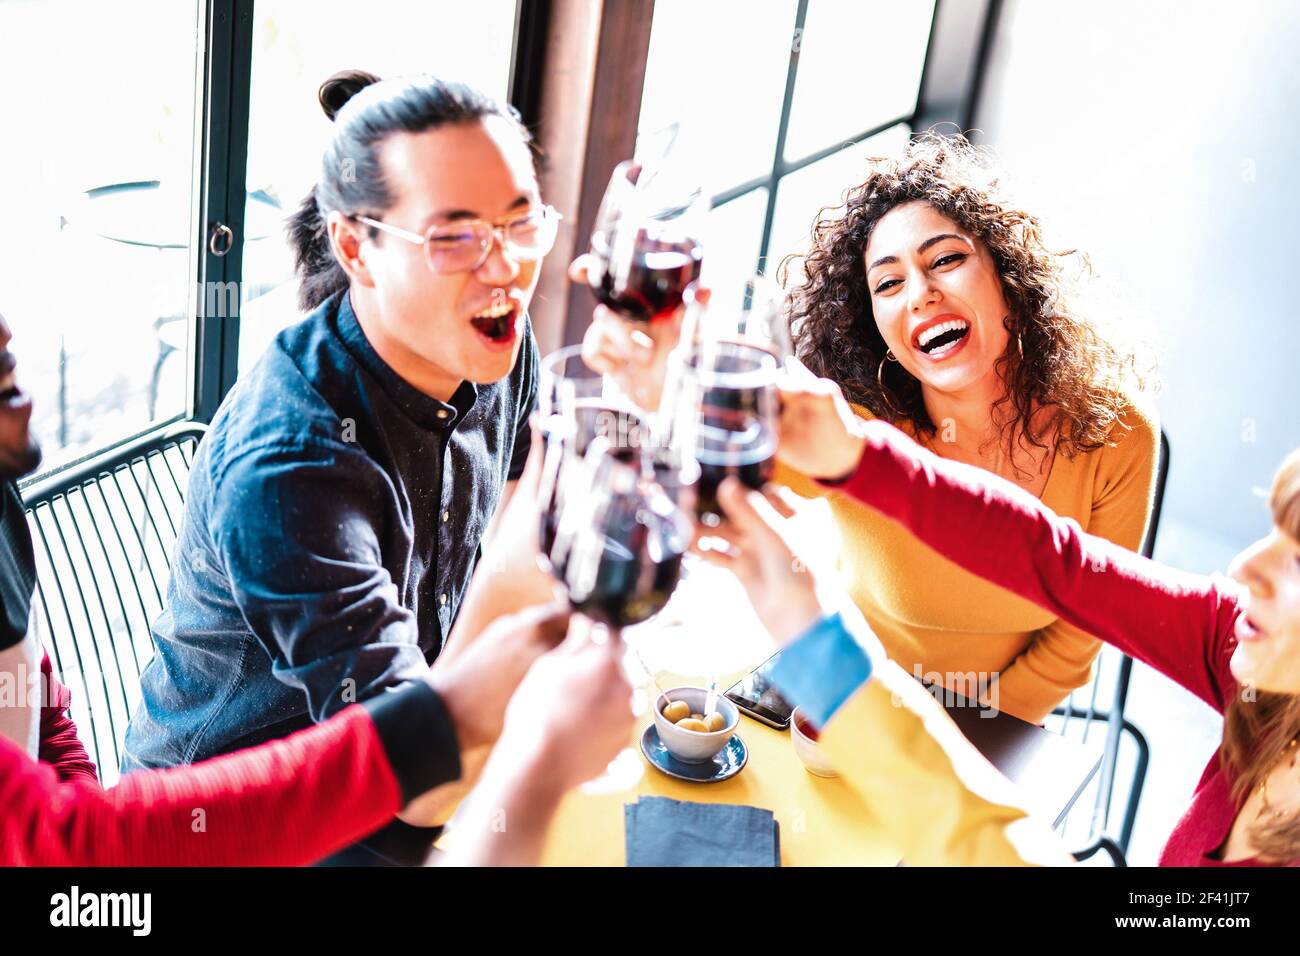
122, 289, 536, 772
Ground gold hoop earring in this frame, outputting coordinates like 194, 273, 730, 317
876, 350, 905, 419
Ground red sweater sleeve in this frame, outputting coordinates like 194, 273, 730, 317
1, 704, 402, 866
830, 421, 1243, 713
38, 652, 100, 785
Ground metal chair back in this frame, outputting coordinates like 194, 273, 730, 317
21, 421, 206, 786
1053, 429, 1170, 864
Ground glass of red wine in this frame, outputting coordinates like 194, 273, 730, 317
667, 340, 780, 528
537, 346, 646, 575
586, 159, 706, 324
548, 436, 693, 632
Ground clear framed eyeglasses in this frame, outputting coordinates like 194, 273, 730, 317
352, 204, 562, 274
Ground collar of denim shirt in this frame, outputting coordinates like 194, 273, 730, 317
333, 291, 478, 432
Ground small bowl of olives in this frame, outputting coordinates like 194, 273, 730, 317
653, 687, 740, 764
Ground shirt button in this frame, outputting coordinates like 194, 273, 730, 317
439, 593, 448, 607
441, 510, 450, 523
436, 409, 449, 420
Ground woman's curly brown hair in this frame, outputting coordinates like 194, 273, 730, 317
782, 131, 1151, 462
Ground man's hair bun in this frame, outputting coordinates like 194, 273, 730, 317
318, 69, 381, 121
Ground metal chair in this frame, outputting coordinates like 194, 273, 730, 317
20, 421, 207, 787
1053, 429, 1171, 865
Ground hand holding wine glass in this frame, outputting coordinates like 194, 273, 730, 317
445, 619, 636, 866
570, 255, 689, 414
774, 374, 869, 482
427, 601, 572, 751
572, 151, 705, 413
587, 158, 705, 324
492, 619, 637, 798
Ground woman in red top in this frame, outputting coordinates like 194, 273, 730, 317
774, 376, 1300, 866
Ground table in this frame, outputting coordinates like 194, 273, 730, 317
58, 181, 287, 420
68, 180, 284, 249
534, 538, 1101, 865
539, 670, 1101, 866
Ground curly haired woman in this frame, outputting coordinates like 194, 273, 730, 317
777, 132, 1159, 723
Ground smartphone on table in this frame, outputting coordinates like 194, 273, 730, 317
724, 650, 794, 730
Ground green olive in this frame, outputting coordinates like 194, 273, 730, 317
676, 717, 710, 733
663, 700, 691, 723
704, 712, 727, 732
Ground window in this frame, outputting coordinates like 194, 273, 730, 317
2, 0, 943, 476
0, 0, 203, 475
2, 0, 525, 475
637, 0, 798, 194
781, 0, 932, 160
237, 0, 519, 373
767, 122, 911, 282
636, 0, 936, 285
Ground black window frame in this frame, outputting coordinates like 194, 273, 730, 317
701, 0, 1002, 275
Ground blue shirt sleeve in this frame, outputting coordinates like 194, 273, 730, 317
768, 611, 873, 728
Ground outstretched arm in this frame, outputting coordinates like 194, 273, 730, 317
695, 478, 1070, 866
2, 680, 458, 866
776, 377, 1240, 712
994, 407, 1159, 722
830, 419, 1240, 711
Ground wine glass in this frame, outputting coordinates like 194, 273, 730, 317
655, 271, 789, 451
681, 271, 792, 365
537, 346, 647, 573
586, 158, 707, 325
547, 437, 693, 633
665, 340, 780, 528
539, 345, 645, 454
553, 436, 698, 797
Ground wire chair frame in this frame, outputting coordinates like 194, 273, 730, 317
1054, 430, 1170, 865
22, 421, 206, 787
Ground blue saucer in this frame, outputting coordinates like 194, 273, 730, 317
640, 725, 748, 783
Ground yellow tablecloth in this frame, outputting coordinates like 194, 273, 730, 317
539, 670, 899, 867
536, 546, 905, 867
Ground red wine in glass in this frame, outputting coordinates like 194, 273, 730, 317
694, 444, 776, 523
538, 402, 647, 575
591, 232, 703, 323
681, 347, 779, 523
566, 500, 687, 629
